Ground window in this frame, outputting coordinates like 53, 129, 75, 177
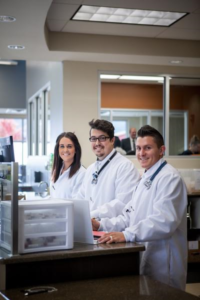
101, 108, 187, 155
28, 83, 51, 156
0, 116, 27, 164
100, 74, 199, 155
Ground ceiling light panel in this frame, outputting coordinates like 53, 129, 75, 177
72, 6, 187, 27
100, 74, 120, 79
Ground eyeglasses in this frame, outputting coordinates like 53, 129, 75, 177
89, 135, 111, 142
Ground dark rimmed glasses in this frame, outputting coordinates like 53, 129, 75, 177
89, 135, 111, 142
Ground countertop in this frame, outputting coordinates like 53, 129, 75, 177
0, 242, 144, 290
1, 275, 199, 300
0, 242, 145, 265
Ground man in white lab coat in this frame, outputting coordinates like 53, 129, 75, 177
92, 125, 187, 291
77, 119, 140, 219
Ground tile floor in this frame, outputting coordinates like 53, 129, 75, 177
186, 283, 200, 297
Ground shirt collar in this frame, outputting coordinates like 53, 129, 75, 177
60, 164, 71, 176
142, 158, 165, 179
96, 148, 115, 167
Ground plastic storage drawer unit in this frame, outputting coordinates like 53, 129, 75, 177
1, 199, 74, 253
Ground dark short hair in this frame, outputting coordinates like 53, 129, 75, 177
89, 119, 114, 139
137, 125, 164, 148
114, 136, 121, 148
52, 132, 82, 182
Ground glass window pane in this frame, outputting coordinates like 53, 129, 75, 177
100, 110, 110, 121
23, 119, 27, 141
112, 110, 148, 137
38, 96, 43, 156
170, 78, 200, 155
169, 114, 185, 155
46, 90, 51, 155
151, 115, 163, 134
0, 119, 22, 141
0, 118, 27, 164
13, 142, 22, 164
113, 120, 127, 139
30, 102, 36, 156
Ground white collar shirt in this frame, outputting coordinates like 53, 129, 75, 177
50, 165, 86, 200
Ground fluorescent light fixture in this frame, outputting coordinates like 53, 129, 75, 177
100, 74, 120, 79
120, 76, 164, 81
8, 45, 25, 50
0, 60, 18, 65
0, 15, 16, 22
72, 5, 187, 26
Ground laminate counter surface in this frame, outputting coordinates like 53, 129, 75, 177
1, 276, 199, 300
0, 242, 144, 264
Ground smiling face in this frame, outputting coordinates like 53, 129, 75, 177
59, 137, 75, 166
136, 136, 165, 170
90, 129, 114, 160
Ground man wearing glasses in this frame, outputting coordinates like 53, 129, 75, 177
77, 119, 140, 219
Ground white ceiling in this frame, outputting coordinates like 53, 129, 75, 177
0, 0, 200, 67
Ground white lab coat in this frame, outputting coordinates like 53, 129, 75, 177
77, 149, 140, 219
50, 165, 86, 199
100, 158, 187, 291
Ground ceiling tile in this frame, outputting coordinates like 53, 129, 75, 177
173, 13, 200, 29
157, 28, 200, 40
47, 19, 67, 31
81, 0, 200, 13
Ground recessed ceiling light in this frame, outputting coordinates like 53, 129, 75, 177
72, 5, 187, 26
0, 15, 16, 22
8, 45, 25, 50
100, 74, 120, 79
0, 60, 18, 65
169, 60, 183, 64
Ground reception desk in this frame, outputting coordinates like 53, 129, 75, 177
0, 242, 144, 290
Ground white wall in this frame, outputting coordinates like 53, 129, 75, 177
26, 61, 63, 152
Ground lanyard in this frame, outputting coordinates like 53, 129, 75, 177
144, 160, 167, 189
92, 151, 117, 184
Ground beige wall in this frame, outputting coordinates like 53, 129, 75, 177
63, 61, 99, 167
62, 60, 200, 167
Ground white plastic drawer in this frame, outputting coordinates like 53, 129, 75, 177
1, 218, 11, 233
24, 208, 67, 221
23, 234, 67, 250
24, 221, 67, 234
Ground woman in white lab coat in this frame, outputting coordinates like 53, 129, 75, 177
50, 132, 85, 199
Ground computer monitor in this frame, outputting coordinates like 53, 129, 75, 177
0, 136, 15, 162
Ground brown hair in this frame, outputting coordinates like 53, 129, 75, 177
52, 132, 82, 182
89, 119, 114, 139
